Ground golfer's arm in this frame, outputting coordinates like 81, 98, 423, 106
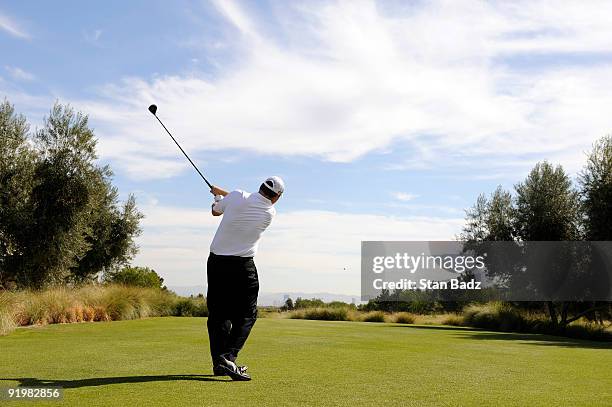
210, 185, 229, 197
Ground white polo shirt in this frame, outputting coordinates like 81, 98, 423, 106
210, 190, 276, 257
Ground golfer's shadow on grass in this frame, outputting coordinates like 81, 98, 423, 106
3, 375, 230, 388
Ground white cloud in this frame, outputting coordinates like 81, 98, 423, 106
0, 12, 28, 39
392, 192, 418, 202
212, 0, 260, 39
132, 203, 463, 293
5, 66, 35, 81
71, 0, 612, 180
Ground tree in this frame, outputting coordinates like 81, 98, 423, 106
580, 135, 612, 240
21, 106, 95, 285
461, 186, 519, 289
70, 175, 143, 283
514, 162, 580, 241
462, 162, 595, 326
0, 100, 143, 288
513, 162, 582, 327
577, 135, 612, 323
105, 266, 165, 289
461, 186, 515, 243
0, 101, 36, 288
281, 297, 294, 311
294, 298, 325, 309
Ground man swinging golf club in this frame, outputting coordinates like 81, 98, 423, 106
147, 105, 282, 381
207, 176, 285, 381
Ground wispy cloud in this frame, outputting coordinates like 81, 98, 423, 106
72, 0, 612, 180
212, 0, 260, 40
0, 12, 28, 39
5, 66, 35, 81
392, 192, 418, 202
0, 0, 601, 181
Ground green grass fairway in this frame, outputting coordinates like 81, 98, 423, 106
1, 318, 610, 407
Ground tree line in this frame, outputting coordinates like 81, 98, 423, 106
366, 135, 612, 329
0, 100, 143, 289
460, 135, 612, 328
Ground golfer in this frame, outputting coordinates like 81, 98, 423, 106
206, 176, 284, 381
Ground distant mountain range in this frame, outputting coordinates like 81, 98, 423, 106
167, 285, 361, 306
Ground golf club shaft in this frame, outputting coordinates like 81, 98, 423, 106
152, 115, 213, 189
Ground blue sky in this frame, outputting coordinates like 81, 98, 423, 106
2, 1, 612, 295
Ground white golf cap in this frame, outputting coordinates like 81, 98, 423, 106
264, 176, 285, 195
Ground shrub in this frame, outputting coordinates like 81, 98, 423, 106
93, 306, 110, 321
22, 294, 50, 325
82, 306, 95, 322
0, 308, 16, 335
0, 292, 17, 335
563, 321, 610, 341
529, 317, 611, 341
293, 298, 326, 309
462, 302, 530, 332
143, 289, 178, 317
103, 289, 138, 320
464, 302, 505, 329
346, 310, 361, 321
361, 311, 386, 322
290, 307, 348, 321
105, 267, 165, 289
326, 301, 356, 310
174, 298, 208, 317
80, 285, 173, 320
441, 314, 464, 326
393, 312, 415, 324
459, 302, 612, 341
39, 288, 75, 324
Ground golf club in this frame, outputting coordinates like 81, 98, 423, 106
148, 104, 213, 190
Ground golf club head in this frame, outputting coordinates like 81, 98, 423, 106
148, 104, 158, 115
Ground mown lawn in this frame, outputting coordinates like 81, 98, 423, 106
0, 317, 610, 406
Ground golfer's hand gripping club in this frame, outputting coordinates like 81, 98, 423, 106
210, 185, 229, 197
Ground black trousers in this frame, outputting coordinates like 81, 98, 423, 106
206, 253, 259, 364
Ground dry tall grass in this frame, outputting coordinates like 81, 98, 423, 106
289, 307, 349, 321
0, 285, 205, 336
288, 308, 417, 324
360, 311, 386, 322
0, 291, 18, 335
392, 312, 416, 324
